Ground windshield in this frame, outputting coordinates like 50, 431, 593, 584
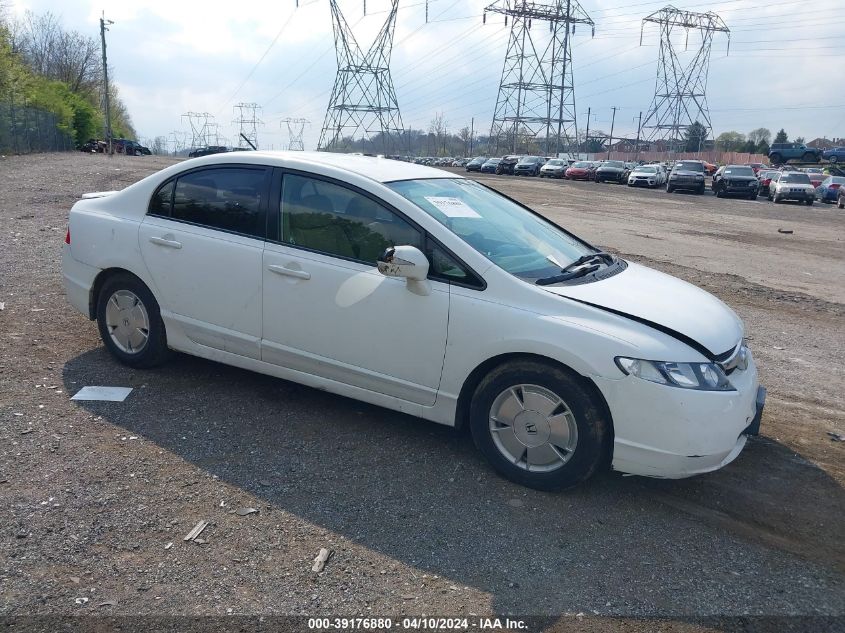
486, 158, 501, 164
602, 161, 625, 168
546, 159, 564, 166
674, 161, 705, 172
827, 177, 845, 185
724, 167, 754, 177
386, 178, 594, 281
781, 173, 811, 184
635, 166, 656, 173
572, 162, 590, 168
518, 156, 541, 164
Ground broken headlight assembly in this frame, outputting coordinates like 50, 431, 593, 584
615, 357, 735, 391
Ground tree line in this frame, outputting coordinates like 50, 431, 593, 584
0, 7, 136, 147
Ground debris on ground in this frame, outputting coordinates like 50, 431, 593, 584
74, 597, 88, 606
233, 507, 259, 516
184, 520, 209, 542
98, 600, 118, 608
70, 386, 133, 402
827, 432, 845, 442
312, 548, 332, 572
777, 229, 794, 234
164, 542, 173, 550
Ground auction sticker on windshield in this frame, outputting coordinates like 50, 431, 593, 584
424, 196, 482, 218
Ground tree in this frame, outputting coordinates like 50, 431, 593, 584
685, 121, 708, 152
428, 112, 446, 156
795, 136, 805, 144
458, 126, 471, 156
742, 139, 757, 154
715, 131, 745, 152
774, 129, 788, 144
747, 127, 771, 146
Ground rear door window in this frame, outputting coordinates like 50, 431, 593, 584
170, 167, 269, 239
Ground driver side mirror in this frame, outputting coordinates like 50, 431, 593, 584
377, 245, 431, 296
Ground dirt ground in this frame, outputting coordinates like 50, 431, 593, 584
0, 153, 843, 632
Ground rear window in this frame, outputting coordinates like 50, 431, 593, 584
635, 166, 656, 173
602, 161, 625, 168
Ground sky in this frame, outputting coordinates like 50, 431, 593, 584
10, 0, 845, 151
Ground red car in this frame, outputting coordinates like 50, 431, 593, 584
565, 161, 595, 181
758, 169, 779, 196
746, 162, 769, 175
806, 169, 825, 188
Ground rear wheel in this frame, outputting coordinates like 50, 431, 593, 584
806, 199, 814, 206
770, 153, 782, 164
469, 360, 610, 491
802, 152, 818, 163
773, 195, 782, 203
667, 185, 674, 193
96, 273, 171, 368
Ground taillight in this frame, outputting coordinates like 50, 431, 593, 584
65, 228, 70, 245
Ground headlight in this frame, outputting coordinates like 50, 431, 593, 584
695, 175, 704, 180
615, 357, 734, 391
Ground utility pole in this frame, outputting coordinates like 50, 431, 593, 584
607, 106, 617, 159
584, 107, 591, 156
469, 117, 474, 156
635, 110, 642, 160
99, 13, 114, 156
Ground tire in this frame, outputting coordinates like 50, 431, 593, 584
770, 153, 782, 164
715, 187, 723, 198
96, 273, 171, 369
697, 184, 705, 195
773, 195, 782, 203
667, 186, 674, 193
839, 199, 844, 209
802, 152, 818, 163
469, 360, 610, 491
806, 199, 814, 206
748, 193, 757, 200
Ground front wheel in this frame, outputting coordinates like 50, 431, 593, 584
667, 185, 675, 193
830, 156, 838, 164
806, 199, 814, 206
96, 273, 171, 368
697, 184, 706, 195
770, 153, 782, 164
469, 360, 610, 490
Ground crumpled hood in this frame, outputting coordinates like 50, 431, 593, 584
542, 261, 743, 357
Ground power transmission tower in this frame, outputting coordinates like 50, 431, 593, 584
182, 112, 214, 149
233, 102, 263, 149
318, 0, 405, 153
168, 130, 187, 155
282, 118, 310, 150
485, 0, 594, 155
640, 7, 729, 152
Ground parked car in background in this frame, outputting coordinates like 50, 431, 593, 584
594, 160, 628, 184
498, 155, 522, 175
79, 139, 106, 153
839, 186, 845, 209
768, 171, 815, 205
539, 158, 568, 178
189, 146, 229, 158
702, 161, 718, 176
746, 163, 768, 175
821, 147, 845, 164
480, 157, 502, 173
451, 158, 469, 168
768, 142, 822, 164
564, 161, 594, 181
465, 156, 488, 172
667, 160, 707, 194
514, 156, 546, 176
711, 165, 759, 199
627, 164, 666, 188
115, 139, 151, 156
757, 170, 779, 196
815, 176, 845, 203
62, 151, 764, 489
805, 168, 825, 189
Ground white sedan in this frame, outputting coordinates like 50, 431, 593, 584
627, 164, 666, 188
62, 152, 765, 490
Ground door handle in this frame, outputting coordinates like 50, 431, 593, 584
268, 264, 311, 280
149, 236, 182, 249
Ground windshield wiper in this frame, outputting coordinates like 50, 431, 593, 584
535, 251, 616, 286
536, 264, 601, 285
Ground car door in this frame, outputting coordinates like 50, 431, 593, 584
261, 171, 451, 406
138, 165, 270, 360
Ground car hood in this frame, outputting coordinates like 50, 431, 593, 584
541, 261, 742, 357
597, 166, 624, 172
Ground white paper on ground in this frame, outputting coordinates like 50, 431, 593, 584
423, 196, 482, 218
71, 386, 133, 402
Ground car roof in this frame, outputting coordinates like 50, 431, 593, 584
179, 150, 460, 183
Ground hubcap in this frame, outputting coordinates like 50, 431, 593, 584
105, 290, 150, 354
489, 384, 578, 473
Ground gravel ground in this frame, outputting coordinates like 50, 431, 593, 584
0, 153, 843, 632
